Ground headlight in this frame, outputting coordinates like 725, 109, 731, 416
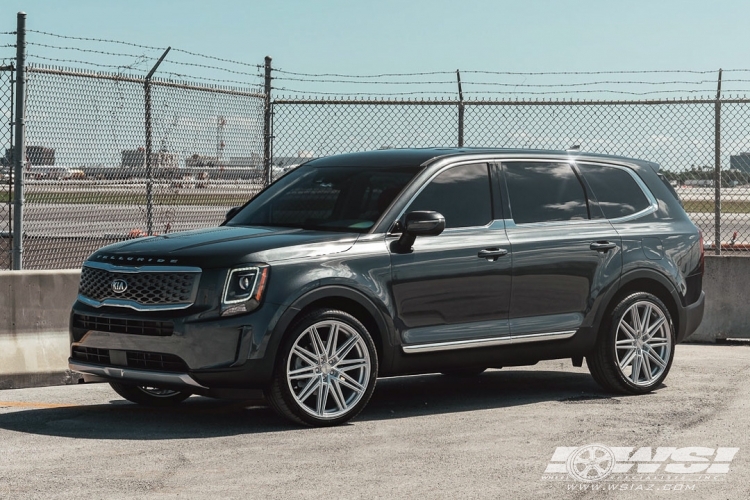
221, 265, 269, 316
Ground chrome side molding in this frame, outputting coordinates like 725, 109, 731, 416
401, 330, 577, 354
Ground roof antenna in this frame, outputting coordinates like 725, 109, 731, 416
566, 145, 581, 152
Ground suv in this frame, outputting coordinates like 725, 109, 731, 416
69, 149, 705, 426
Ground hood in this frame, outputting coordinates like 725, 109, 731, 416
89, 226, 358, 268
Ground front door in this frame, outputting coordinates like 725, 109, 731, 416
389, 162, 512, 350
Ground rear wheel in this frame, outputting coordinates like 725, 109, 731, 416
587, 292, 675, 394
109, 382, 191, 407
266, 309, 378, 426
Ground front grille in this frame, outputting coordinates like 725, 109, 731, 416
71, 346, 188, 373
73, 314, 173, 336
126, 352, 189, 372
72, 346, 111, 364
79, 266, 199, 306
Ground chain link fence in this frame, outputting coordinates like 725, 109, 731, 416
272, 97, 750, 252
20, 66, 264, 269
5, 18, 750, 269
0, 61, 12, 269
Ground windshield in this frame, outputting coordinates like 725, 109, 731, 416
227, 165, 422, 232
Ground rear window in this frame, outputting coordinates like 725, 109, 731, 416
578, 164, 652, 219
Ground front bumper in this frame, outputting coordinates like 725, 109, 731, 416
69, 359, 207, 390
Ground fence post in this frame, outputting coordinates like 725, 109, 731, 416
714, 69, 722, 255
143, 47, 170, 236
12, 12, 26, 270
263, 56, 273, 187
456, 69, 464, 147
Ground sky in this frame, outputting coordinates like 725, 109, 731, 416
2, 0, 750, 98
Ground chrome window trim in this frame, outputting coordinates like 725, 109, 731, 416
575, 160, 659, 224
388, 159, 498, 234
401, 329, 576, 353
498, 158, 658, 228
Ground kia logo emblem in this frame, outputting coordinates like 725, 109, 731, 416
111, 279, 128, 294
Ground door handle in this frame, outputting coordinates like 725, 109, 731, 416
478, 248, 509, 260
590, 241, 617, 252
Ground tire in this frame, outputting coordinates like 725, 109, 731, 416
266, 309, 378, 427
587, 292, 675, 394
441, 367, 488, 377
109, 382, 192, 407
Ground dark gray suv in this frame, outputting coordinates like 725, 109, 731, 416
69, 148, 705, 426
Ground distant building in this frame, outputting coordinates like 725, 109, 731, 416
186, 154, 222, 169
27, 146, 55, 166
121, 148, 178, 169
225, 154, 262, 169
730, 153, 750, 174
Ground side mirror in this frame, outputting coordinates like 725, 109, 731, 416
398, 211, 445, 250
225, 206, 241, 222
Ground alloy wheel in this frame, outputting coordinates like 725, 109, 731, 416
614, 300, 672, 387
286, 319, 372, 419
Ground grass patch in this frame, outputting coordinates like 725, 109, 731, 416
682, 200, 750, 214
1, 190, 255, 206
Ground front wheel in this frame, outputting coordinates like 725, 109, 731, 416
587, 292, 675, 394
266, 309, 378, 426
109, 382, 192, 407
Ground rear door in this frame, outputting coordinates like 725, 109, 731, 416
499, 160, 622, 342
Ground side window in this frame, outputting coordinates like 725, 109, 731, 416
504, 162, 589, 224
578, 164, 652, 219
405, 163, 492, 228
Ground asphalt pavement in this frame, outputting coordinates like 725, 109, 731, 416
0, 344, 748, 499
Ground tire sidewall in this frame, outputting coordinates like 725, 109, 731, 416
274, 309, 378, 426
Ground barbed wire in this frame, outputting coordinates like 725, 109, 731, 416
170, 48, 261, 69
0, 32, 15, 35
463, 69, 721, 76
274, 68, 455, 78
274, 75, 456, 85
26, 54, 259, 86
161, 59, 261, 78
163, 71, 262, 87
26, 30, 262, 70
272, 85, 741, 97
274, 68, 725, 79
27, 53, 149, 71
272, 75, 728, 88
27, 42, 261, 78
272, 86, 456, 96
27, 41, 156, 60
27, 29, 162, 51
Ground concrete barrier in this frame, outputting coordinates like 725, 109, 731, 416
0, 269, 82, 389
0, 257, 745, 389
686, 255, 750, 342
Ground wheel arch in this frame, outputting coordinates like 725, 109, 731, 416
270, 285, 395, 375
595, 270, 681, 343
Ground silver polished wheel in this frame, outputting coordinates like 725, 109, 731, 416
286, 319, 372, 420
615, 300, 672, 387
109, 381, 191, 407
137, 386, 183, 397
